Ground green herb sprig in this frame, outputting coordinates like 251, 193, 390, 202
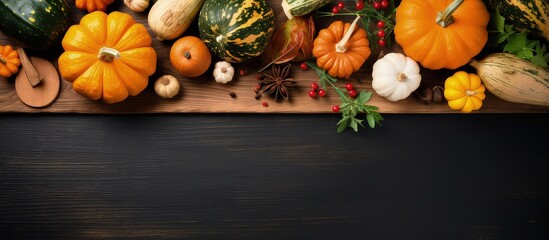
488, 9, 549, 68
307, 62, 383, 133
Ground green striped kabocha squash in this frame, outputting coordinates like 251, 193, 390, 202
489, 0, 549, 41
0, 0, 71, 51
198, 0, 275, 63
281, 0, 334, 19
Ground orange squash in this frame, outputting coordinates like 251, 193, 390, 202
58, 11, 157, 104
170, 36, 211, 78
75, 0, 115, 12
0, 44, 20, 78
312, 16, 370, 79
394, 0, 490, 70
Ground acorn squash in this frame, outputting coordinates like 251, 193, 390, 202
0, 0, 71, 51
198, 0, 275, 63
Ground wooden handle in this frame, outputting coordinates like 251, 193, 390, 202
16, 48, 42, 87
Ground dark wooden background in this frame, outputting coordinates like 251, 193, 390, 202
1, 113, 548, 239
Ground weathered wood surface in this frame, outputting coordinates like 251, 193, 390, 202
0, 0, 547, 113
1, 114, 548, 239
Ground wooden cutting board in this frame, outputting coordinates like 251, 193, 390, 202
0, 0, 547, 114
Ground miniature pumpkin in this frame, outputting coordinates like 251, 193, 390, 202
312, 16, 370, 78
372, 53, 422, 102
75, 0, 115, 12
444, 71, 486, 113
124, 0, 150, 13
170, 36, 211, 78
0, 44, 20, 78
154, 75, 180, 98
58, 11, 157, 104
213, 61, 234, 84
394, 0, 490, 70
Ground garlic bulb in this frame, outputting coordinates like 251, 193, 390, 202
154, 75, 180, 98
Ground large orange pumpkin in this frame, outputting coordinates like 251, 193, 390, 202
75, 0, 115, 12
394, 0, 490, 70
58, 11, 157, 103
170, 36, 211, 78
312, 16, 370, 79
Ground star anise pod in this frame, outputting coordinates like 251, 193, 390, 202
259, 64, 297, 101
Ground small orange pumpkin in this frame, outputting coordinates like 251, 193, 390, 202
75, 0, 115, 12
58, 11, 157, 104
170, 36, 211, 78
0, 44, 20, 78
312, 16, 371, 79
394, 0, 490, 70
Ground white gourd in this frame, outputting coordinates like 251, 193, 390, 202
213, 61, 234, 84
124, 0, 150, 13
372, 52, 422, 102
154, 75, 180, 98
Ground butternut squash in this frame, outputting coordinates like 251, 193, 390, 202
147, 0, 205, 40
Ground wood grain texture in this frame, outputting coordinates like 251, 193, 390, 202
0, 0, 547, 113
1, 114, 548, 239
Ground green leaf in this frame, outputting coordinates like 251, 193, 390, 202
531, 53, 549, 68
516, 49, 534, 59
336, 116, 351, 133
364, 105, 379, 112
366, 114, 375, 128
504, 32, 527, 53
356, 90, 372, 104
504, 24, 514, 33
493, 8, 506, 33
349, 119, 358, 132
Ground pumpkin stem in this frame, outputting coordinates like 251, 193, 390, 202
0, 55, 6, 65
436, 0, 464, 28
221, 67, 227, 73
466, 90, 477, 96
184, 51, 191, 59
336, 15, 361, 53
397, 73, 407, 82
98, 47, 120, 63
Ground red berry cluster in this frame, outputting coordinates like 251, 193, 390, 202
345, 82, 357, 98
308, 82, 327, 98
372, 0, 389, 10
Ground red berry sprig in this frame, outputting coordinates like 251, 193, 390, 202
318, 0, 395, 50
308, 81, 328, 98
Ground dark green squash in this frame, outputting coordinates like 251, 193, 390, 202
0, 0, 71, 51
198, 0, 275, 63
489, 0, 548, 41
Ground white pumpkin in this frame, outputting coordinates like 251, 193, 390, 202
213, 61, 234, 84
372, 52, 422, 102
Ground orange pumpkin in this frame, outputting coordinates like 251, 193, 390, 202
0, 44, 20, 78
312, 16, 370, 79
75, 0, 115, 12
170, 36, 211, 78
58, 11, 157, 104
394, 0, 490, 70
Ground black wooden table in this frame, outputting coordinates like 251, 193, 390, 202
1, 113, 548, 239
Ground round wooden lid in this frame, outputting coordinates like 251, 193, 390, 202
15, 57, 60, 108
